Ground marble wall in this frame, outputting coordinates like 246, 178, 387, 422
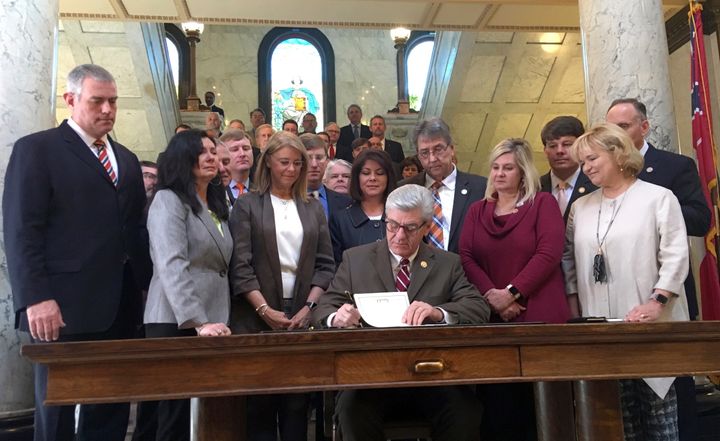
56, 20, 171, 161
195, 25, 398, 131
442, 32, 587, 175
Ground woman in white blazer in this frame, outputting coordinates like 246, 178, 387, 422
563, 123, 689, 441
144, 129, 233, 441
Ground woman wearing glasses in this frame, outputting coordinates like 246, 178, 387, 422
229, 131, 335, 441
330, 149, 397, 264
459, 138, 569, 441
563, 123, 688, 440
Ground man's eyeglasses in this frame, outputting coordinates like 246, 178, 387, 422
417, 144, 450, 160
385, 219, 426, 234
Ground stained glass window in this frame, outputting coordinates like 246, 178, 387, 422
270, 38, 324, 131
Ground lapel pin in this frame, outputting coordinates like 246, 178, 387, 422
461, 189, 468, 195
646, 166, 654, 173
578, 187, 586, 194
420, 261, 428, 268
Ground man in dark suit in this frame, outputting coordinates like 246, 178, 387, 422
399, 117, 487, 254
607, 97, 711, 441
538, 116, 597, 222
300, 133, 352, 219
369, 114, 405, 163
203, 91, 224, 119
3, 64, 150, 441
338, 104, 372, 152
313, 184, 489, 441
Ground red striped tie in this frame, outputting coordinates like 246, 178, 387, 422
395, 258, 411, 292
93, 139, 118, 186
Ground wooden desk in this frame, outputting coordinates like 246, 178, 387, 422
23, 322, 720, 441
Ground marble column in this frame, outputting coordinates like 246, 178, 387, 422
579, 0, 678, 152
0, 0, 59, 429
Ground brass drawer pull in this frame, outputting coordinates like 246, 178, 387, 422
413, 360, 446, 373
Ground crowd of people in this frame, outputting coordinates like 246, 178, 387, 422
4, 63, 710, 441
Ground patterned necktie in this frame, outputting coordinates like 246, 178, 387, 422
235, 182, 246, 195
556, 181, 569, 215
427, 181, 445, 249
328, 144, 336, 159
395, 258, 411, 292
353, 125, 360, 139
309, 190, 320, 200
93, 139, 118, 186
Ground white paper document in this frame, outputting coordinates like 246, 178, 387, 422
353, 291, 410, 327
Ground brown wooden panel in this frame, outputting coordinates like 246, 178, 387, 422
46, 352, 334, 404
522, 341, 720, 379
335, 347, 519, 385
573, 380, 623, 441
198, 396, 246, 441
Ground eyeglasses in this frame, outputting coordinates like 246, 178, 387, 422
275, 158, 304, 168
417, 144, 450, 160
385, 219, 426, 234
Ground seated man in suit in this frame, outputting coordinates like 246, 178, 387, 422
313, 184, 489, 441
539, 115, 596, 222
300, 133, 352, 219
369, 114, 405, 163
338, 104, 372, 153
400, 117, 487, 254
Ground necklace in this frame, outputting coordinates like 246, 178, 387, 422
271, 193, 293, 220
593, 188, 629, 283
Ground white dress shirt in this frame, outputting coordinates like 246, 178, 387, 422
68, 117, 119, 178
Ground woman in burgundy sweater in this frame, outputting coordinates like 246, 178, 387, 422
460, 138, 570, 441
460, 138, 569, 324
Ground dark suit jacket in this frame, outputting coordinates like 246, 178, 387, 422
3, 120, 150, 334
338, 123, 372, 149
329, 201, 386, 264
400, 170, 488, 254
539, 170, 597, 223
312, 241, 491, 327
334, 143, 354, 163
384, 139, 405, 163
325, 185, 352, 219
229, 191, 335, 333
639, 144, 711, 319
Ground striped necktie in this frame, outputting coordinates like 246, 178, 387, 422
395, 258, 411, 292
427, 181, 445, 249
93, 139, 118, 186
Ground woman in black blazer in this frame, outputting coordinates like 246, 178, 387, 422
329, 149, 397, 264
229, 131, 334, 441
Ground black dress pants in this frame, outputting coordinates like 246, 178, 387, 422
246, 393, 310, 441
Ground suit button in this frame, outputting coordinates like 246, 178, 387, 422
219, 270, 226, 277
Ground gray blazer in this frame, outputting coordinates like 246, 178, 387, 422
229, 191, 335, 333
313, 241, 491, 327
144, 189, 233, 329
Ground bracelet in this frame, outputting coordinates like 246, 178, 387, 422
258, 304, 270, 317
255, 303, 268, 313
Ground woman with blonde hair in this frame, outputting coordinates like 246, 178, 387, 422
229, 131, 335, 441
459, 138, 569, 441
563, 123, 688, 440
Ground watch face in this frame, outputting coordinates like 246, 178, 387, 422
653, 294, 669, 304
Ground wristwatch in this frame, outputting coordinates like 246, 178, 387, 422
306, 301, 318, 310
650, 293, 669, 306
506, 284, 523, 301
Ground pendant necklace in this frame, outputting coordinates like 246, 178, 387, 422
594, 188, 629, 283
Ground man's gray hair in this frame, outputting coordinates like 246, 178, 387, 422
66, 64, 115, 96
412, 117, 453, 150
385, 184, 434, 221
323, 159, 352, 182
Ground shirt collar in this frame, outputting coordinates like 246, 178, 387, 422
550, 167, 581, 190
68, 118, 108, 148
639, 140, 649, 157
389, 246, 420, 269
424, 166, 457, 191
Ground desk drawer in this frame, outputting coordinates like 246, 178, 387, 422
335, 347, 519, 385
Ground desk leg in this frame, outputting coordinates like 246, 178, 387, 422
534, 381, 576, 441
573, 380, 624, 441
197, 396, 246, 441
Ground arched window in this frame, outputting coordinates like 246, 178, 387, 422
164, 24, 189, 109
165, 37, 179, 97
259, 28, 336, 130
406, 32, 435, 111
